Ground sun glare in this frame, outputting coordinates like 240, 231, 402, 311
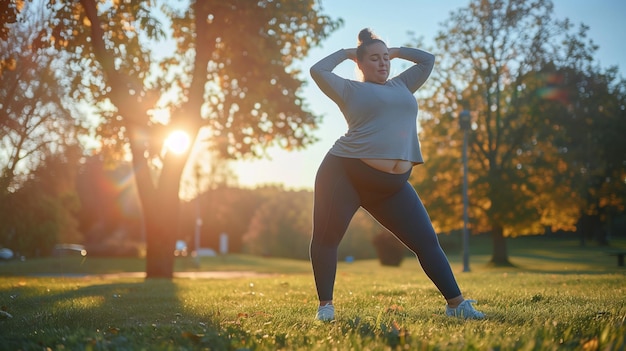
165, 130, 191, 155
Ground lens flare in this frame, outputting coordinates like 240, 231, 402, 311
165, 130, 191, 155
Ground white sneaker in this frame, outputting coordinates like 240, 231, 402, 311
315, 303, 335, 321
446, 300, 485, 319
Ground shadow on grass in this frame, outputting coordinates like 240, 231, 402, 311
444, 235, 626, 275
0, 278, 263, 350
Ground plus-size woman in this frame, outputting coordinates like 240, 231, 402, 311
309, 28, 484, 321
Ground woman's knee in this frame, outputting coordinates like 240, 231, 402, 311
311, 228, 345, 247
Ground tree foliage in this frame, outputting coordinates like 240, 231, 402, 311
0, 0, 27, 41
1, 2, 86, 193
177, 186, 383, 261
42, 0, 341, 277
240, 189, 385, 260
412, 0, 625, 264
546, 65, 626, 242
1, 2, 86, 253
243, 189, 312, 259
178, 185, 264, 254
0, 146, 83, 256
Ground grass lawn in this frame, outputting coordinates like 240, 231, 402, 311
0, 236, 624, 350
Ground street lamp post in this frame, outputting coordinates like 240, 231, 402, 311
459, 110, 471, 272
193, 162, 204, 268
195, 198, 202, 268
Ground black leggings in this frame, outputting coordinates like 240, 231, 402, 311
310, 153, 461, 301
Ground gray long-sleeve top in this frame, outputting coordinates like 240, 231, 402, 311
310, 47, 435, 164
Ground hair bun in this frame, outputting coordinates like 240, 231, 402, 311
357, 28, 378, 45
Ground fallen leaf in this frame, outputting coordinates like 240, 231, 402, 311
182, 331, 204, 343
386, 304, 404, 313
582, 337, 599, 351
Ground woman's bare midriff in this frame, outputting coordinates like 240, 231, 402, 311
360, 158, 413, 174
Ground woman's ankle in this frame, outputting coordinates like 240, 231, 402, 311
446, 295, 464, 308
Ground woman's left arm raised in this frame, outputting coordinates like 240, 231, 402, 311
392, 47, 435, 93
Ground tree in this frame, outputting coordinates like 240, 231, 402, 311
47, 0, 341, 277
372, 231, 406, 267
178, 185, 266, 254
243, 189, 312, 259
1, 2, 85, 193
338, 209, 382, 260
179, 185, 385, 260
547, 66, 626, 243
1, 2, 86, 252
413, 0, 604, 265
2, 146, 83, 256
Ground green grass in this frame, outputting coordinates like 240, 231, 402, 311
0, 236, 625, 350
0, 253, 313, 277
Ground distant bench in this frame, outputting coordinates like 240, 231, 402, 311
606, 251, 626, 267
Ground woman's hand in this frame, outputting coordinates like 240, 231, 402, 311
344, 48, 357, 61
388, 47, 400, 60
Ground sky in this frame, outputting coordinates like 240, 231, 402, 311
229, 0, 626, 190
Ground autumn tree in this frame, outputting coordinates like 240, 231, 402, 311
1, 3, 85, 192
413, 0, 609, 265
179, 185, 267, 254
2, 146, 83, 256
1, 2, 86, 252
546, 67, 626, 244
243, 189, 312, 259
46, 0, 341, 277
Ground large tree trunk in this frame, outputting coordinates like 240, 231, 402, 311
144, 200, 178, 278
489, 225, 512, 266
141, 153, 188, 279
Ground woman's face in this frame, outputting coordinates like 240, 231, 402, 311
358, 42, 390, 84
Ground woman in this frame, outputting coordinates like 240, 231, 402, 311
309, 28, 484, 321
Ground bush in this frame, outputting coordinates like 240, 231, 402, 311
371, 231, 405, 266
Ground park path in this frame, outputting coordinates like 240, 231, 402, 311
34, 271, 277, 279
103, 271, 277, 279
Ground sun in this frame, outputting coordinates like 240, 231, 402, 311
164, 129, 192, 155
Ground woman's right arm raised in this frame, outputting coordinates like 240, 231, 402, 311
310, 49, 354, 106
